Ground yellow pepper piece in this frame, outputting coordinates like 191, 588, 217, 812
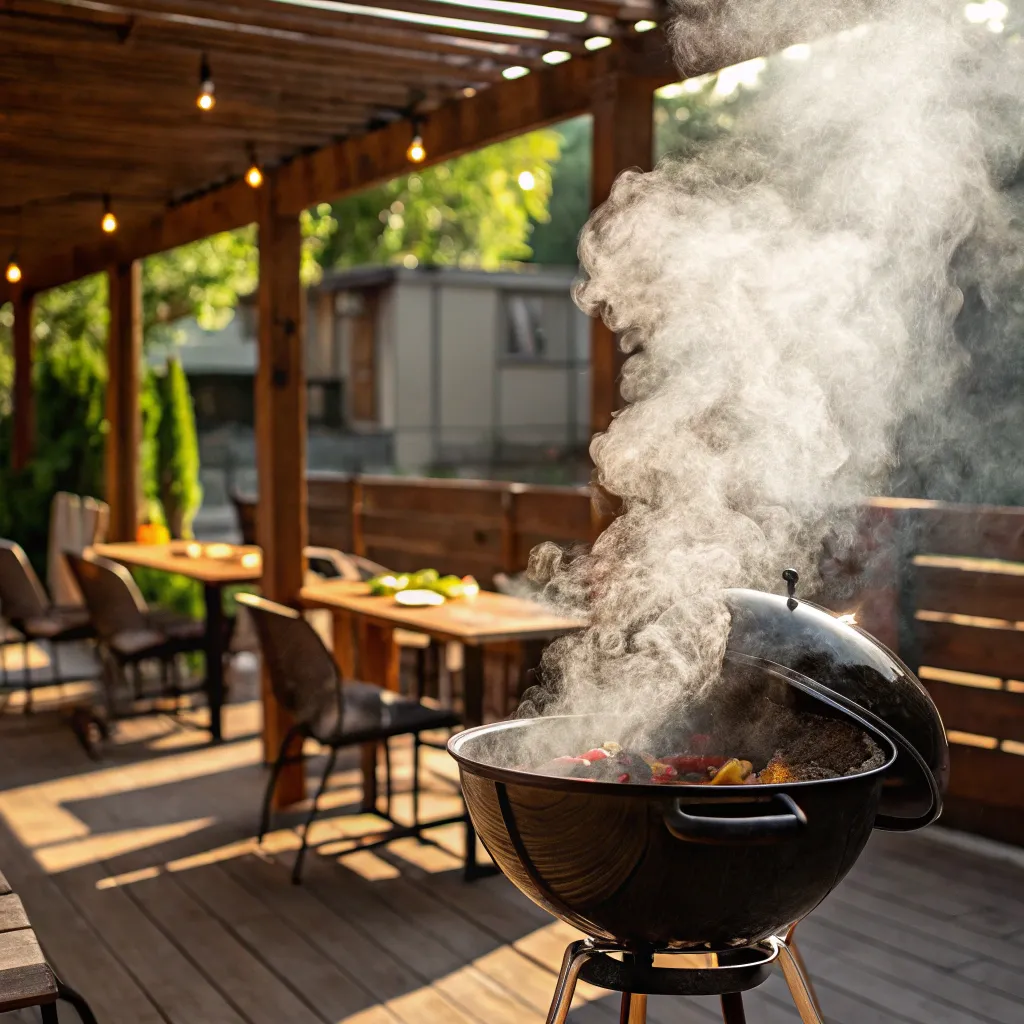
708, 758, 753, 785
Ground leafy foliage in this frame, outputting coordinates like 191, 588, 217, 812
314, 130, 561, 270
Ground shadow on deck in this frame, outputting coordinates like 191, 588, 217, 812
0, 681, 1020, 1024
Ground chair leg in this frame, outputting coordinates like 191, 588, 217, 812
292, 748, 338, 885
51, 641, 63, 686
55, 978, 99, 1024
259, 724, 301, 843
412, 733, 421, 832
22, 640, 33, 712
383, 739, 393, 818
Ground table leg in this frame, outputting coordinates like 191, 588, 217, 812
331, 609, 356, 680
203, 583, 224, 743
463, 643, 485, 727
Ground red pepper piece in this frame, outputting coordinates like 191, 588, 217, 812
581, 748, 609, 762
617, 773, 631, 783
553, 755, 588, 764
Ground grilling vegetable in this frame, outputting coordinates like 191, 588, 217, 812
535, 739, 786, 785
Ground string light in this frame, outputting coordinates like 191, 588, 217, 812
502, 65, 530, 79
517, 170, 535, 191
542, 50, 571, 64
584, 36, 612, 50
101, 195, 118, 234
633, 19, 657, 32
5, 255, 21, 285
245, 146, 263, 188
197, 53, 216, 111
406, 118, 426, 163
461, 86, 477, 98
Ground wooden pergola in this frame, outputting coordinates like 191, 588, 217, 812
0, 0, 729, 799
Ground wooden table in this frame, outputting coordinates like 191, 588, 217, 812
92, 542, 262, 742
301, 580, 585, 807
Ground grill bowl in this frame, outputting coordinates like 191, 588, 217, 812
450, 687, 897, 950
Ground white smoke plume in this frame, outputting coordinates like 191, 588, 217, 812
520, 0, 1024, 736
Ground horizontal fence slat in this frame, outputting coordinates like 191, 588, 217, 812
913, 561, 1024, 622
881, 498, 1024, 561
513, 487, 593, 539
946, 744, 1024, 810
360, 477, 507, 519
915, 618, 1024, 680
923, 679, 1024, 744
361, 511, 503, 555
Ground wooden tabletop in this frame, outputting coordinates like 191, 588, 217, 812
300, 580, 585, 645
91, 543, 262, 585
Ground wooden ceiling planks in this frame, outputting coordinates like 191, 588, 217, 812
0, 0, 673, 298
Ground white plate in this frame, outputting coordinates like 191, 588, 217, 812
394, 589, 446, 608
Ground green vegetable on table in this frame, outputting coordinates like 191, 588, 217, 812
366, 569, 477, 600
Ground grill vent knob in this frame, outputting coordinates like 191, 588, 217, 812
782, 568, 799, 609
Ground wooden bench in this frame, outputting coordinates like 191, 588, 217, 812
0, 869, 96, 1024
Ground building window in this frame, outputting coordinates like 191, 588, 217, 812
506, 294, 547, 357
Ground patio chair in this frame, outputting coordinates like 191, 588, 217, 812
0, 540, 94, 692
237, 592, 471, 884
64, 552, 206, 716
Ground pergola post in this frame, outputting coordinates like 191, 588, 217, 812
11, 286, 34, 471
105, 261, 142, 541
589, 73, 657, 437
256, 177, 308, 807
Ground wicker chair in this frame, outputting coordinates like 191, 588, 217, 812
64, 552, 206, 715
237, 592, 471, 883
0, 540, 94, 690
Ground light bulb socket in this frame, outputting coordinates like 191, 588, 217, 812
197, 53, 215, 109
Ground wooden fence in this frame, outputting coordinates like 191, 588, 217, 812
254, 473, 607, 582
240, 479, 1024, 846
829, 497, 1024, 848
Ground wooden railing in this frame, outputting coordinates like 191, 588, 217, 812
239, 479, 1024, 846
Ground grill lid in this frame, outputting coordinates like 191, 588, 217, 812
724, 574, 949, 831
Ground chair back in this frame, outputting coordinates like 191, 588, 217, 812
47, 493, 110, 607
235, 593, 342, 728
64, 553, 150, 640
0, 541, 51, 621
231, 492, 259, 546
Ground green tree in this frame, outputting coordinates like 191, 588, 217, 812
314, 130, 561, 270
529, 117, 592, 267
155, 357, 202, 539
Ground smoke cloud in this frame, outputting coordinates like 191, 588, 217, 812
519, 0, 1024, 738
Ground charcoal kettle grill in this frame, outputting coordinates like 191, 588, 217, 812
448, 571, 949, 1024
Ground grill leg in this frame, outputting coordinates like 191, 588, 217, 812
777, 936, 825, 1024
720, 993, 746, 1024
56, 978, 99, 1024
784, 924, 823, 1019
545, 940, 594, 1024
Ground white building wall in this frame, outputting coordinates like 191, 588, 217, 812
390, 283, 435, 472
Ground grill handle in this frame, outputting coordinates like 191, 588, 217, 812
664, 793, 807, 844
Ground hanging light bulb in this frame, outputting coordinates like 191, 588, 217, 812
101, 195, 118, 234
406, 118, 426, 164
5, 254, 21, 285
197, 53, 215, 111
245, 146, 263, 188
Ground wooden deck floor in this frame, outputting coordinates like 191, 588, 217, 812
0, 679, 1021, 1024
